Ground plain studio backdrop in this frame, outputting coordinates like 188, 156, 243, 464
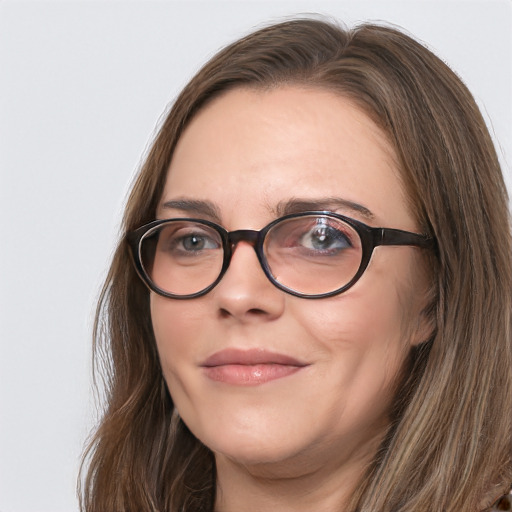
0, 1, 510, 511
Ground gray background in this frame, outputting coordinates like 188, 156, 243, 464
1, 1, 510, 511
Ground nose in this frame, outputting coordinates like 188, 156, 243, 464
212, 237, 285, 322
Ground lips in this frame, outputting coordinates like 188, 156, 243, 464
200, 348, 309, 386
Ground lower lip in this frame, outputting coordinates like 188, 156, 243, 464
202, 363, 303, 385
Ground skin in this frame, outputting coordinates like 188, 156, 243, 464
151, 86, 432, 512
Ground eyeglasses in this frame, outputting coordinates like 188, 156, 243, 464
128, 211, 435, 299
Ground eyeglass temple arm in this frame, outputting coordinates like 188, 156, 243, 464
376, 227, 435, 249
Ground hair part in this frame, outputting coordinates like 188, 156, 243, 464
80, 18, 512, 511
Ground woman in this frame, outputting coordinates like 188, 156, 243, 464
80, 18, 512, 512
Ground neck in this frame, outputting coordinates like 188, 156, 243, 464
213, 436, 381, 512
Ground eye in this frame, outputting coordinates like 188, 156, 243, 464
299, 220, 352, 253
178, 233, 218, 251
172, 230, 220, 254
156, 223, 222, 257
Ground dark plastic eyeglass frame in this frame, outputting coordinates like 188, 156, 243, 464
127, 210, 435, 300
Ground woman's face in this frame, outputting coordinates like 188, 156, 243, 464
151, 87, 430, 477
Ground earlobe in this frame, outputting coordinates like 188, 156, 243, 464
411, 307, 437, 346
408, 252, 438, 347
410, 285, 437, 346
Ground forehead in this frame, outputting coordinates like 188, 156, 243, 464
160, 86, 412, 229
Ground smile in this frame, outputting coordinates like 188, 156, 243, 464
200, 348, 309, 386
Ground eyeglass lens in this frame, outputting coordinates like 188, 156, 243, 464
139, 215, 363, 297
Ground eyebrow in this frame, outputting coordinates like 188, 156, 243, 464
274, 197, 375, 220
160, 196, 375, 222
160, 199, 222, 222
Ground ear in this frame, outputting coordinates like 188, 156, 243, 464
411, 308, 436, 346
409, 285, 437, 347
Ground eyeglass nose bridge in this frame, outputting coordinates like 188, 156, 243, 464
224, 229, 267, 269
227, 229, 260, 250
221, 229, 268, 282
222, 228, 277, 290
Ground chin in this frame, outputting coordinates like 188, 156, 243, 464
192, 421, 307, 467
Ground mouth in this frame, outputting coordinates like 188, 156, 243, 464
200, 348, 309, 386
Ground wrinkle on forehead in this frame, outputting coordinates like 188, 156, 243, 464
162, 86, 415, 230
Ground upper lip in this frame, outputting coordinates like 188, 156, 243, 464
201, 348, 308, 367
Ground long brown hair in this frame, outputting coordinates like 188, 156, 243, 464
80, 18, 512, 511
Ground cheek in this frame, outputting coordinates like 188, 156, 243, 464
151, 292, 205, 342
150, 294, 205, 387
296, 285, 409, 354
292, 258, 418, 398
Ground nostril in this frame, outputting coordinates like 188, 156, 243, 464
218, 307, 268, 319
219, 308, 230, 319
247, 308, 267, 316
